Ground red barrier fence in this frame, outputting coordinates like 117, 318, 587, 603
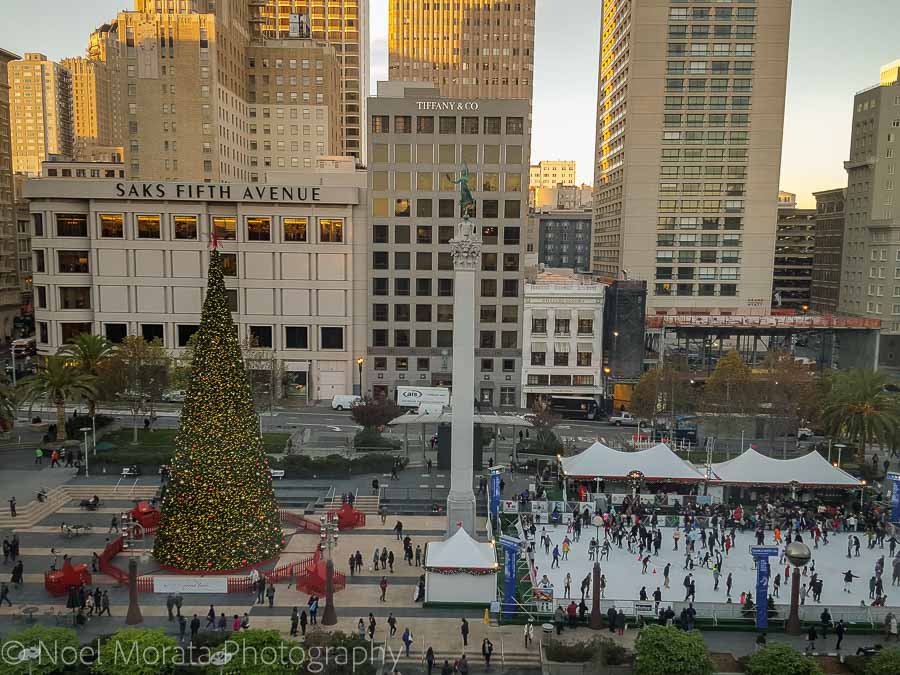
279, 509, 321, 533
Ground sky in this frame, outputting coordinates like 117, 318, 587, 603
1, 1, 898, 208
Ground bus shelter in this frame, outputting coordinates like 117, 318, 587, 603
387, 411, 533, 460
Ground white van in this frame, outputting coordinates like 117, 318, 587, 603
331, 394, 361, 411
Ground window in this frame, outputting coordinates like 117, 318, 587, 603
554, 346, 569, 367
99, 214, 123, 238
137, 215, 161, 239
247, 217, 271, 241
105, 324, 128, 344
35, 286, 47, 309
577, 349, 592, 367
481, 306, 497, 323
320, 219, 343, 242
504, 200, 521, 218
506, 117, 524, 134
395, 199, 411, 217
439, 116, 456, 134
61, 322, 93, 343
481, 279, 497, 297
394, 115, 412, 133
480, 331, 496, 348
58, 251, 89, 274
320, 327, 344, 350
174, 215, 198, 239
532, 317, 547, 334
416, 279, 432, 296
417, 116, 434, 133
141, 324, 164, 344
249, 325, 273, 348
396, 357, 409, 371
32, 213, 44, 236
34, 250, 45, 274
284, 217, 307, 242
502, 279, 519, 297
225, 289, 238, 312
176, 324, 199, 347
555, 319, 570, 335
438, 199, 455, 218
213, 217, 236, 240
395, 330, 410, 347
56, 214, 88, 237
578, 318, 593, 335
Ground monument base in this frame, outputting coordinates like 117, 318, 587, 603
446, 491, 477, 536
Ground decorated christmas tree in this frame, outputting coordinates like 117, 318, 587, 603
154, 248, 283, 571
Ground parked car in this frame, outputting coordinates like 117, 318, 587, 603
161, 390, 187, 402
331, 394, 361, 411
608, 411, 639, 427
797, 427, 813, 441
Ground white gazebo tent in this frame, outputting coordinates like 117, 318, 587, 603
709, 448, 863, 488
424, 527, 498, 605
560, 442, 706, 483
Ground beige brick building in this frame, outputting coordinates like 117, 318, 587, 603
8, 53, 74, 176
388, 0, 535, 101
591, 0, 791, 314
529, 160, 576, 189
0, 49, 23, 337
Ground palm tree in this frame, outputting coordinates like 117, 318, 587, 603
58, 333, 116, 417
823, 369, 900, 463
0, 377, 15, 431
20, 356, 97, 442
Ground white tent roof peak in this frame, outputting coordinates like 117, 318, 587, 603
560, 441, 706, 482
710, 448, 862, 488
425, 527, 498, 569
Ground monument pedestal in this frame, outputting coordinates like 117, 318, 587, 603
447, 491, 476, 536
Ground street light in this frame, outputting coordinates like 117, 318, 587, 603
627, 469, 644, 501
834, 443, 847, 467
356, 357, 364, 397
319, 514, 340, 625
785, 541, 811, 635
860, 480, 867, 511
80, 427, 91, 478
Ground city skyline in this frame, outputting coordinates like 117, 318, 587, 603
0, 1, 898, 206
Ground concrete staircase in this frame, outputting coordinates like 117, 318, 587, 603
0, 484, 158, 529
321, 494, 380, 514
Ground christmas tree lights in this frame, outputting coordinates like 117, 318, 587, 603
153, 249, 283, 571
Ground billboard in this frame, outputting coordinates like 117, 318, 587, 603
396, 386, 451, 408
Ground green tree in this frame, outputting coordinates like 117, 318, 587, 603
634, 625, 712, 675
823, 369, 900, 462
524, 398, 564, 455
350, 397, 404, 429
300, 630, 378, 675
0, 625, 79, 675
630, 357, 698, 425
91, 628, 180, 675
0, 376, 16, 431
745, 643, 823, 675
153, 249, 282, 571
169, 331, 200, 391
19, 356, 97, 442
863, 647, 900, 675
209, 629, 298, 674
760, 351, 819, 452
58, 333, 117, 416
702, 350, 756, 415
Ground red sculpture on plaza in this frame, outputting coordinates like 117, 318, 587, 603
44, 558, 92, 596
130, 501, 160, 530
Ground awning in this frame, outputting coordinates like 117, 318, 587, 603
577, 342, 593, 352
531, 342, 546, 352
425, 528, 497, 570
555, 309, 572, 318
532, 309, 548, 319
709, 448, 862, 488
554, 342, 570, 352
578, 310, 594, 319
560, 442, 706, 482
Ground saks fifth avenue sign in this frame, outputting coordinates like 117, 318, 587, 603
115, 182, 322, 203
416, 100, 480, 111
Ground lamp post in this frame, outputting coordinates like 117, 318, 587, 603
320, 514, 340, 626
80, 427, 91, 478
834, 443, 847, 467
627, 469, 644, 501
789, 479, 800, 503
356, 357, 364, 397
860, 480, 867, 511
785, 541, 811, 635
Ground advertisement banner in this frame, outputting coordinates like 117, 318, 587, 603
889, 472, 900, 523
154, 576, 229, 594
490, 470, 501, 518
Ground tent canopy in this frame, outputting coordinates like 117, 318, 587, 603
560, 442, 706, 482
424, 528, 498, 570
709, 448, 862, 488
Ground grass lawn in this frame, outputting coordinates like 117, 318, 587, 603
96, 428, 291, 465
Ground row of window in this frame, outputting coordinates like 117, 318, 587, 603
662, 130, 749, 143
655, 283, 738, 297
529, 349, 594, 368
372, 224, 520, 246
656, 251, 741, 264
373, 356, 518, 374
371, 115, 525, 136
372, 197, 522, 219
370, 143, 524, 165
657, 234, 743, 246
372, 170, 523, 192
530, 318, 594, 335
669, 7, 757, 21
372, 251, 520, 272
658, 216, 743, 230
372, 277, 520, 298
372, 304, 518, 324
373, 329, 519, 349
655, 267, 741, 280
664, 95, 751, 109
661, 147, 748, 160
668, 26, 757, 39
34, 213, 343, 244
526, 374, 595, 387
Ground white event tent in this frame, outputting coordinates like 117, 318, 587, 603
560, 442, 707, 483
709, 448, 863, 488
424, 527, 498, 605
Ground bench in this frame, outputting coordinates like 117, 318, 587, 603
270, 469, 285, 480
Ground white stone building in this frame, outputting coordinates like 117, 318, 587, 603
521, 269, 605, 408
23, 165, 367, 401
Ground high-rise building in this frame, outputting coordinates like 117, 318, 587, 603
256, 0, 369, 160
773, 191, 815, 311
529, 160, 576, 189
530, 183, 593, 211
98, 0, 348, 182
61, 56, 120, 159
366, 82, 530, 406
840, 61, 900, 332
388, 0, 535, 101
0, 49, 23, 336
8, 53, 74, 176
591, 1, 791, 313
810, 187, 845, 314
536, 209, 592, 273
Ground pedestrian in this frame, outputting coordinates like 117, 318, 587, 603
388, 550, 395, 573
175, 593, 183, 617
290, 607, 299, 637
50, 449, 60, 468
178, 614, 187, 642
806, 625, 818, 653
206, 605, 216, 629
835, 619, 846, 650
358, 618, 366, 640
461, 617, 470, 646
415, 545, 422, 566
217, 613, 227, 632
380, 576, 388, 601
388, 613, 397, 637
402, 627, 413, 656
100, 590, 110, 616
524, 621, 534, 648
0, 582, 10, 606
309, 595, 318, 623
233, 614, 242, 632
166, 593, 176, 621
108, 516, 118, 534
34, 448, 42, 465
394, 520, 403, 540
616, 609, 626, 636
266, 583, 275, 608
663, 562, 670, 589
425, 647, 435, 675
482, 638, 494, 671
8, 497, 15, 518
257, 575, 267, 604
300, 609, 308, 636
458, 653, 470, 675
190, 614, 200, 641
755, 633, 767, 651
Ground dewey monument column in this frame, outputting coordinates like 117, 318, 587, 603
446, 166, 481, 535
